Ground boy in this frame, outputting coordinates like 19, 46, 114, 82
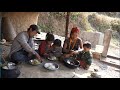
76, 41, 93, 70
49, 39, 62, 58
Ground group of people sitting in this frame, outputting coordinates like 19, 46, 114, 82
8, 24, 93, 70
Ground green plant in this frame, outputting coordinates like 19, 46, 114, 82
70, 12, 79, 21
38, 23, 53, 33
88, 13, 111, 32
111, 20, 120, 35
49, 12, 66, 20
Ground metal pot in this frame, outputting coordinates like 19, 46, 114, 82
63, 57, 80, 69
1, 62, 20, 78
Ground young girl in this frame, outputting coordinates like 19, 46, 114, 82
38, 32, 54, 58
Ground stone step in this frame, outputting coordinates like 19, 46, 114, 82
100, 57, 120, 69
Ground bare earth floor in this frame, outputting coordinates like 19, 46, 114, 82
1, 44, 119, 78
18, 59, 120, 78
18, 32, 120, 78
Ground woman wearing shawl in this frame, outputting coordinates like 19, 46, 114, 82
62, 27, 83, 58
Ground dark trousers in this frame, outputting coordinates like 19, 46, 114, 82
10, 49, 36, 63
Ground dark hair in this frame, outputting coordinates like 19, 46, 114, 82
70, 27, 80, 36
53, 39, 61, 47
46, 32, 54, 42
46, 32, 50, 38
83, 41, 91, 49
27, 24, 40, 34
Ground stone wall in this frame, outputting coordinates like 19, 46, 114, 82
80, 31, 104, 48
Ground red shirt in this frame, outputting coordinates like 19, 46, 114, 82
38, 40, 51, 56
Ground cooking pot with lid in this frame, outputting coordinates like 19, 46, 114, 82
1, 62, 20, 78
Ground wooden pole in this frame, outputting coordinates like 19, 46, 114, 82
65, 12, 70, 39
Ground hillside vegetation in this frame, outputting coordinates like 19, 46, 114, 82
37, 12, 120, 47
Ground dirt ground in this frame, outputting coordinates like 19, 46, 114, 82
108, 46, 120, 58
1, 45, 119, 78
17, 58, 120, 78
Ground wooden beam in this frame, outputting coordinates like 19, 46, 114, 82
65, 12, 70, 38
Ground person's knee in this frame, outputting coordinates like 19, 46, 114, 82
11, 55, 22, 61
11, 52, 25, 62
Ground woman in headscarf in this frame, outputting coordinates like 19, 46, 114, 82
62, 27, 83, 58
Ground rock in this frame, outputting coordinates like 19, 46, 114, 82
94, 69, 98, 72
92, 52, 101, 60
90, 72, 101, 78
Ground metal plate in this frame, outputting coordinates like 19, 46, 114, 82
44, 63, 59, 71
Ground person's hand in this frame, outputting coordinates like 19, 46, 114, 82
35, 53, 43, 63
70, 50, 74, 53
44, 53, 49, 57
64, 54, 71, 58
70, 50, 77, 56
73, 51, 79, 55
70, 50, 78, 55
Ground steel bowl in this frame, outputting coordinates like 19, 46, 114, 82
29, 59, 41, 66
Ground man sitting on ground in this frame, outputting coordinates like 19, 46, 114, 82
9, 24, 42, 64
